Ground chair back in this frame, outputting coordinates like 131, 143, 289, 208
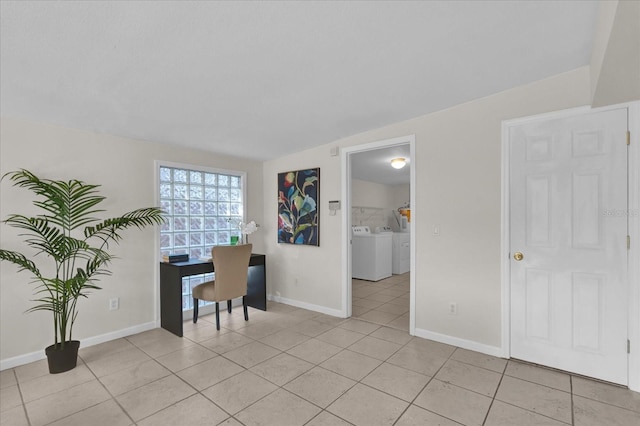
211, 244, 253, 301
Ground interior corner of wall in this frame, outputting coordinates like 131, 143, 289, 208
589, 0, 619, 104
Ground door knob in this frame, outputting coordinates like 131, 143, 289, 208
513, 252, 524, 261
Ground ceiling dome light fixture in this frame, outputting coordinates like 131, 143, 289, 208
390, 157, 406, 169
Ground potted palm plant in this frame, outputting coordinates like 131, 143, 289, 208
0, 169, 164, 373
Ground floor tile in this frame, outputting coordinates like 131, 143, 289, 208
235, 321, 282, 340
84, 346, 151, 377
347, 335, 402, 361
351, 298, 383, 310
306, 410, 352, 426
125, 329, 174, 347
177, 356, 243, 390
235, 388, 320, 426
366, 293, 397, 303
78, 338, 135, 363
450, 348, 507, 373
361, 362, 430, 402
286, 338, 343, 365
485, 400, 567, 426
351, 305, 371, 316
284, 366, 356, 408
316, 327, 366, 348
154, 343, 217, 372
327, 383, 408, 426
202, 370, 277, 414
435, 359, 502, 397
14, 359, 52, 383
395, 404, 461, 426
572, 376, 640, 413
217, 418, 243, 426
10, 293, 638, 426
222, 341, 280, 368
495, 375, 572, 424
0, 405, 29, 426
0, 370, 16, 390
387, 346, 448, 376
505, 360, 571, 392
135, 334, 194, 358
200, 331, 254, 354
573, 395, 640, 426
375, 302, 409, 315
338, 318, 381, 334
137, 394, 228, 426
357, 310, 399, 325
313, 314, 348, 327
259, 329, 310, 351
99, 359, 171, 396
47, 399, 132, 426
387, 314, 410, 330
413, 379, 492, 426
116, 374, 196, 421
183, 323, 231, 342
25, 380, 111, 426
250, 352, 313, 386
404, 337, 457, 358
369, 326, 412, 345
289, 319, 335, 337
289, 308, 320, 320
0, 385, 22, 412
320, 349, 382, 381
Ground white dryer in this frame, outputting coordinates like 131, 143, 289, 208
352, 226, 392, 281
392, 232, 410, 274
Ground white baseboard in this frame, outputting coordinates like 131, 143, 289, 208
0, 321, 157, 371
414, 327, 504, 358
267, 294, 346, 318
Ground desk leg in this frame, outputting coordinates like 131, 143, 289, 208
246, 264, 267, 311
160, 264, 183, 337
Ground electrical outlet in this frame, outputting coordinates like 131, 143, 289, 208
448, 302, 457, 315
109, 297, 119, 311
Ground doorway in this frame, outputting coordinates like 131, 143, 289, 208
503, 106, 633, 385
341, 135, 416, 335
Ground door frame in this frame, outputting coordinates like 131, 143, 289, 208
501, 102, 640, 391
341, 135, 416, 335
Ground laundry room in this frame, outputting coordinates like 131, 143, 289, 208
350, 145, 412, 329
350, 145, 411, 280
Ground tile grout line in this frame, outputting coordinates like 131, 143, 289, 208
13, 368, 33, 426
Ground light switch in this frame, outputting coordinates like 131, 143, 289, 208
433, 225, 440, 236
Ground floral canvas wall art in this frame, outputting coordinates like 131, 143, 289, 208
278, 168, 320, 246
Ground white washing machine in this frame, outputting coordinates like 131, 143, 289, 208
352, 226, 392, 281
392, 232, 410, 274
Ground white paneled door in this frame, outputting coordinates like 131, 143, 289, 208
510, 108, 629, 385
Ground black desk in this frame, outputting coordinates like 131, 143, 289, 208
160, 254, 266, 337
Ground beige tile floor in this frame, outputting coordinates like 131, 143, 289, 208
2, 296, 640, 425
352, 273, 410, 330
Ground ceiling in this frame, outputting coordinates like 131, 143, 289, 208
352, 145, 410, 185
1, 1, 598, 162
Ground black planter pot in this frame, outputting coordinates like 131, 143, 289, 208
45, 340, 80, 374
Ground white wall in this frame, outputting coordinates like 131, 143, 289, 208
0, 118, 264, 363
351, 179, 408, 229
590, 0, 640, 107
263, 67, 592, 348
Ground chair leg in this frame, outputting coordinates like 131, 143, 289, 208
243, 296, 249, 321
215, 302, 220, 330
227, 300, 232, 313
193, 298, 199, 323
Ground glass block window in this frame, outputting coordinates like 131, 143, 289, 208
159, 164, 245, 311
